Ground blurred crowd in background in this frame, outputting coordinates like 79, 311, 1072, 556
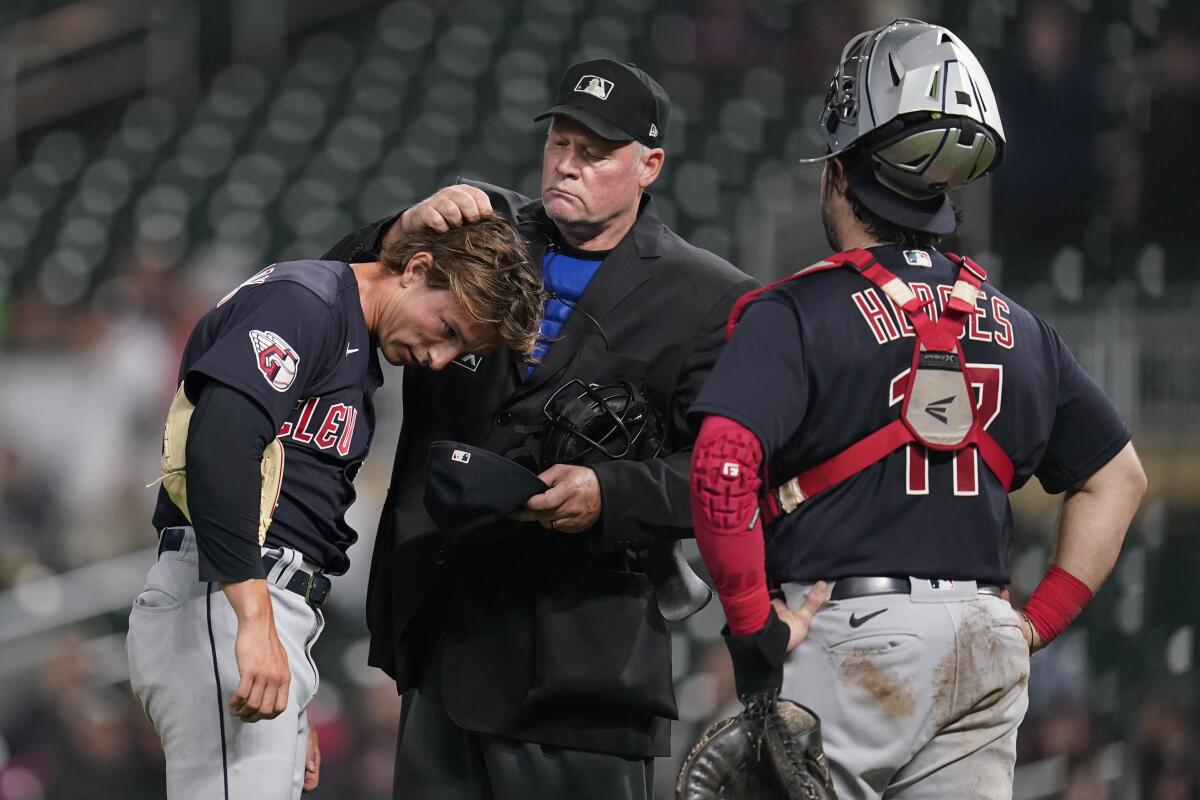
0, 0, 1197, 797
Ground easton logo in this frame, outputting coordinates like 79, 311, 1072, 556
924, 395, 955, 424
249, 329, 300, 392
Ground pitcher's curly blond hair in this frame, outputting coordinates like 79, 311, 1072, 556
381, 215, 544, 362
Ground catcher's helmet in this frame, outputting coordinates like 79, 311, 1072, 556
807, 18, 1005, 233
540, 378, 665, 469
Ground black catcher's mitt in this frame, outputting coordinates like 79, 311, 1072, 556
675, 699, 837, 800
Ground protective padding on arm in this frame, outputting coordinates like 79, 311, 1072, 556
690, 414, 771, 635
161, 381, 284, 546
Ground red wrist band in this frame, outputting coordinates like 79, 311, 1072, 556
1022, 565, 1092, 646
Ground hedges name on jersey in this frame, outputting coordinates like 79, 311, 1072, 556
691, 244, 1130, 586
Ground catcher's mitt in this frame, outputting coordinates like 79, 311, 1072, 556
675, 700, 836, 800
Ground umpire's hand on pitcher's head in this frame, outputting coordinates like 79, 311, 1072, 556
392, 184, 495, 241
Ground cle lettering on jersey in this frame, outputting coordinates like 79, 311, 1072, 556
277, 397, 359, 457
851, 284, 1015, 349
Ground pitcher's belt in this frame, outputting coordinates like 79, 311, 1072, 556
830, 576, 1002, 601
157, 526, 331, 607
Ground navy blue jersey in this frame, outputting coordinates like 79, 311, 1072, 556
689, 245, 1130, 584
152, 260, 383, 574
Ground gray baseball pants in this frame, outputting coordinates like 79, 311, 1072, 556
127, 527, 324, 800
780, 579, 1030, 800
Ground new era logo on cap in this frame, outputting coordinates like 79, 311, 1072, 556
574, 75, 613, 100
451, 449, 471, 464
649, 123, 658, 138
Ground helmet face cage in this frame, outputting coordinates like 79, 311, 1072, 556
540, 379, 665, 469
816, 18, 1006, 200
818, 29, 874, 145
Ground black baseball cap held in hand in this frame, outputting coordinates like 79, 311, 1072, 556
535, 59, 669, 148
424, 441, 548, 533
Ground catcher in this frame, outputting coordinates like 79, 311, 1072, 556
681, 19, 1145, 800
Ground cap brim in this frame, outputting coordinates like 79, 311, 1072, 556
424, 441, 548, 535
533, 105, 634, 143
845, 161, 956, 235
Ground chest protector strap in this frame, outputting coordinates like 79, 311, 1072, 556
726, 249, 1015, 522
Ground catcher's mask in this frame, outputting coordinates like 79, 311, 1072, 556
540, 378, 665, 469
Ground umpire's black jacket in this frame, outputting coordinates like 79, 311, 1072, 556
323, 181, 757, 757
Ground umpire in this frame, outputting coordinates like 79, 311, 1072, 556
323, 59, 756, 798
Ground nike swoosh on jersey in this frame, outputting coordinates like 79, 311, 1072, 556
345, 344, 360, 356
848, 608, 888, 628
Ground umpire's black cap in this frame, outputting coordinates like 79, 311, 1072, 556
535, 59, 669, 148
424, 441, 548, 533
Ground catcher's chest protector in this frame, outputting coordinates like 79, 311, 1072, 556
726, 249, 1015, 520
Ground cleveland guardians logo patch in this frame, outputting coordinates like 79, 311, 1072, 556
574, 75, 613, 100
249, 329, 300, 392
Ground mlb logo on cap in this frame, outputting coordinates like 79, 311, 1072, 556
451, 449, 471, 464
574, 75, 613, 100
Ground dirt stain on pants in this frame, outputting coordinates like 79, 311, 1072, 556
840, 653, 917, 720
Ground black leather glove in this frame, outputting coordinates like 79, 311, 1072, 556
675, 699, 838, 800
722, 605, 791, 710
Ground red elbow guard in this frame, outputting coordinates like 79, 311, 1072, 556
692, 416, 763, 530
1023, 565, 1093, 646
690, 415, 771, 635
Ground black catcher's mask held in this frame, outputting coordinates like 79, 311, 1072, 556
535, 376, 711, 623
540, 378, 665, 470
